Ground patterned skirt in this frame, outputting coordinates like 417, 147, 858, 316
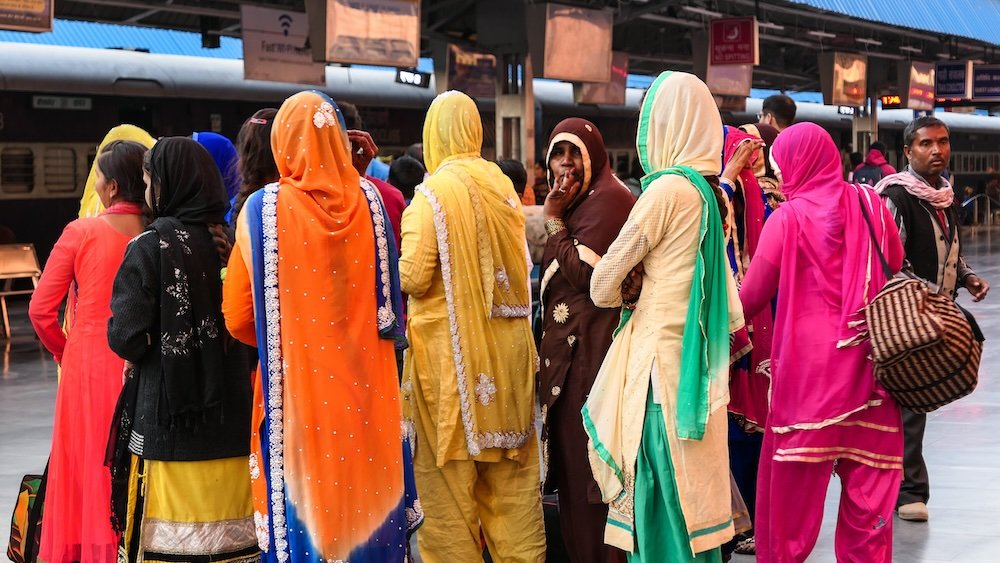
118, 455, 259, 563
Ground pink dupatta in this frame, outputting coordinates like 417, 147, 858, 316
740, 123, 903, 432
724, 126, 773, 429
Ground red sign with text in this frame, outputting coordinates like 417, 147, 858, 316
710, 17, 758, 66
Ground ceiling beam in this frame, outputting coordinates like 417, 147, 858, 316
64, 0, 238, 20
125, 8, 161, 23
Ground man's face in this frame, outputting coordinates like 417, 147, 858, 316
760, 111, 778, 131
548, 140, 584, 185
904, 125, 950, 178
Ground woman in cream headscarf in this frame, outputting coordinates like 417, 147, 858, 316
400, 90, 545, 562
584, 72, 743, 562
79, 125, 156, 218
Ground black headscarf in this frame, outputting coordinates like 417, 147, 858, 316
146, 137, 229, 426
147, 137, 229, 224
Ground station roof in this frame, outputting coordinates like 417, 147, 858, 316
786, 0, 1000, 47
35, 1, 1000, 92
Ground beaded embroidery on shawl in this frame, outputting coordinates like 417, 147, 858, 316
359, 177, 396, 331
443, 162, 530, 320
416, 184, 533, 455
260, 183, 288, 559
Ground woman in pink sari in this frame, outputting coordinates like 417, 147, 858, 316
739, 123, 904, 563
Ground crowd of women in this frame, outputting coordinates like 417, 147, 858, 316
26, 69, 984, 563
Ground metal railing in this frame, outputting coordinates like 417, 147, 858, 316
961, 194, 1000, 227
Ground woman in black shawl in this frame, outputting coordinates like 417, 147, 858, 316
107, 137, 257, 563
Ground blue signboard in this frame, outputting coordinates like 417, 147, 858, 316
972, 64, 1000, 101
935, 61, 971, 99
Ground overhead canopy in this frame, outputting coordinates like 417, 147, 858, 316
784, 0, 1000, 47
26, 1, 1000, 92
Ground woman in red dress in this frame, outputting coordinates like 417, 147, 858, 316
29, 140, 148, 563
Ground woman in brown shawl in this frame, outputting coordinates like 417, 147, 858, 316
539, 118, 636, 563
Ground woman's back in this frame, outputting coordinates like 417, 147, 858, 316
70, 217, 141, 332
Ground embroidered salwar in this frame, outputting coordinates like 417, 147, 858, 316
117, 456, 258, 563
400, 91, 544, 561
584, 72, 741, 561
739, 123, 904, 563
224, 92, 417, 563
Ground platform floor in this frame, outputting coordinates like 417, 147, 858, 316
2, 230, 998, 562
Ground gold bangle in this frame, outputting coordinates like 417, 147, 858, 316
544, 219, 566, 237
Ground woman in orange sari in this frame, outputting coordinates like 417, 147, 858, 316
223, 91, 418, 563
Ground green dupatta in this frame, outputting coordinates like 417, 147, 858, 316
619, 70, 732, 441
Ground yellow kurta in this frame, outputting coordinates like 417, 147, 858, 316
400, 93, 537, 466
400, 90, 544, 562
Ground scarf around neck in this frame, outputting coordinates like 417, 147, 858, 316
874, 166, 954, 209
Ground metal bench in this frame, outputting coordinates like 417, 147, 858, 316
0, 244, 41, 339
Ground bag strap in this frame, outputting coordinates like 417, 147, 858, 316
855, 187, 893, 280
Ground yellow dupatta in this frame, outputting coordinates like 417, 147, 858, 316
416, 90, 536, 459
79, 125, 156, 218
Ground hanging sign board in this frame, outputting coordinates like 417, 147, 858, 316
972, 64, 1000, 102
446, 44, 496, 99
574, 51, 629, 105
709, 17, 759, 66
0, 0, 51, 32
706, 63, 752, 98
903, 61, 935, 110
242, 6, 326, 85
819, 52, 867, 107
306, 0, 420, 68
935, 61, 972, 101
529, 3, 613, 83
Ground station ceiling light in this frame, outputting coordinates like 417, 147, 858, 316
899, 46, 923, 54
807, 30, 837, 39
757, 21, 785, 31
682, 6, 724, 18
856, 38, 883, 46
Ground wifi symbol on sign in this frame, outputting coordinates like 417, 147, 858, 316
278, 14, 292, 36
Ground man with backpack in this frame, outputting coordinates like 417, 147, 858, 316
854, 140, 896, 186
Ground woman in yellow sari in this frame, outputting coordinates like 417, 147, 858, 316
400, 91, 544, 562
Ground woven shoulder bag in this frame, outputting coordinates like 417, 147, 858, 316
857, 193, 984, 413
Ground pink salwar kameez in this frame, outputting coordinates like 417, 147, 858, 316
739, 123, 905, 563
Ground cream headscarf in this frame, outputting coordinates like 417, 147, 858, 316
637, 71, 723, 177
78, 125, 156, 218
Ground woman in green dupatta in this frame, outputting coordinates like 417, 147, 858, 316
584, 71, 744, 562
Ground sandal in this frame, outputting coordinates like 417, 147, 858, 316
734, 536, 755, 555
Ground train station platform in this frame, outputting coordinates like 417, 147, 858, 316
1, 231, 998, 562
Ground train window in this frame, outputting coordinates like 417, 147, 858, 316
616, 154, 630, 178
44, 148, 77, 193
1, 147, 34, 194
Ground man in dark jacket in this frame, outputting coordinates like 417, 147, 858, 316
875, 116, 990, 523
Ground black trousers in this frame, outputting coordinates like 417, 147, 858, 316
898, 408, 930, 506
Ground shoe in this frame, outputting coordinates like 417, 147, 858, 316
733, 536, 755, 555
897, 501, 929, 521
